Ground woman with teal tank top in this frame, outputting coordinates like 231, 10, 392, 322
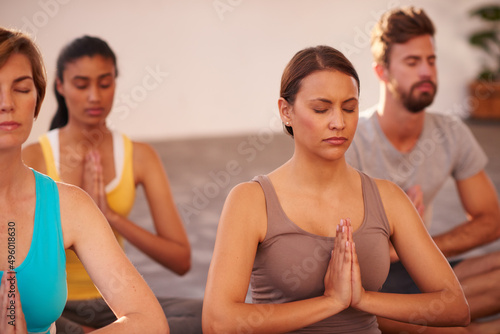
0, 27, 168, 333
21, 35, 200, 334
203, 46, 470, 333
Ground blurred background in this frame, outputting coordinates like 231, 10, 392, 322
2, 0, 493, 143
3, 0, 499, 300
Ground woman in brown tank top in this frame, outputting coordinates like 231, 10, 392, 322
203, 46, 469, 333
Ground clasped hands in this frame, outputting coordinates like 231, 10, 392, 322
323, 218, 365, 311
82, 150, 113, 220
0, 272, 27, 334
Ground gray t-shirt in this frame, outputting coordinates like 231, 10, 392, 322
346, 108, 488, 229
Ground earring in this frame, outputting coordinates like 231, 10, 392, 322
285, 122, 290, 126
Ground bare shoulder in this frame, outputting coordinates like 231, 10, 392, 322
226, 180, 265, 207
22, 142, 46, 172
132, 141, 159, 161
131, 141, 163, 175
56, 181, 92, 203
56, 182, 98, 222
220, 180, 267, 239
372, 178, 414, 223
373, 177, 405, 200
56, 182, 107, 247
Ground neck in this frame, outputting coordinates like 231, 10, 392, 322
285, 149, 353, 191
376, 85, 425, 152
60, 119, 111, 149
0, 149, 31, 195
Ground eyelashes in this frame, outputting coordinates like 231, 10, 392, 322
75, 84, 112, 90
313, 108, 356, 114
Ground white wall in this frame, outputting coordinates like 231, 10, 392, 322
1, 0, 490, 143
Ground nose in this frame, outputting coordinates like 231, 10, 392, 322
419, 61, 434, 79
329, 108, 345, 130
0, 90, 14, 113
88, 83, 101, 103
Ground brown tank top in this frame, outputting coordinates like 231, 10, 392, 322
251, 172, 390, 333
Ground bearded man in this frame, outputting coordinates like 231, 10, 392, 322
346, 6, 500, 333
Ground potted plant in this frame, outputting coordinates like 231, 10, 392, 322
468, 4, 500, 119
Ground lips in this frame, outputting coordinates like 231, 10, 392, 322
85, 108, 104, 116
414, 80, 436, 92
0, 121, 20, 131
323, 137, 347, 145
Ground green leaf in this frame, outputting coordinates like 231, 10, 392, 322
478, 69, 496, 81
469, 30, 498, 53
471, 5, 500, 21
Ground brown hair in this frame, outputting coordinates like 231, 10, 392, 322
0, 27, 46, 118
280, 45, 360, 136
371, 6, 435, 66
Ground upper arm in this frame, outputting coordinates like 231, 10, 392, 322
22, 143, 47, 174
133, 142, 188, 246
377, 179, 461, 293
204, 182, 267, 306
456, 170, 500, 229
59, 184, 163, 319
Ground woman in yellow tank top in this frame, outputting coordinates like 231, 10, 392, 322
22, 36, 201, 334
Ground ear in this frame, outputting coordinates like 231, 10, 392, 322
55, 77, 65, 96
278, 97, 293, 126
374, 62, 389, 83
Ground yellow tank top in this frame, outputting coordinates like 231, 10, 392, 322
38, 129, 136, 300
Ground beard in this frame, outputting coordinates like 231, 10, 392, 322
390, 79, 437, 113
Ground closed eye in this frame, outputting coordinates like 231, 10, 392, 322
314, 109, 328, 114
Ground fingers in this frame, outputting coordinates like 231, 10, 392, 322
82, 150, 106, 208
13, 279, 26, 334
325, 219, 353, 303
0, 272, 26, 333
350, 240, 365, 308
0, 273, 8, 330
82, 150, 99, 193
334, 219, 351, 270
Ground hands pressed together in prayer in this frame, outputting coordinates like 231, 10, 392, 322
0, 273, 27, 334
82, 150, 112, 219
323, 218, 365, 311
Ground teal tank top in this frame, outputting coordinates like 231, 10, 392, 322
0, 170, 67, 334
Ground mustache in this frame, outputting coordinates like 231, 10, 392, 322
412, 80, 436, 91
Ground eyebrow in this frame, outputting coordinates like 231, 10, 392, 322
310, 97, 358, 104
13, 76, 33, 83
342, 97, 358, 103
310, 98, 333, 104
404, 55, 436, 61
72, 73, 114, 81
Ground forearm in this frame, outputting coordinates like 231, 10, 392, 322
204, 296, 346, 334
433, 213, 500, 258
106, 211, 191, 275
93, 313, 169, 334
377, 317, 469, 334
356, 290, 470, 327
